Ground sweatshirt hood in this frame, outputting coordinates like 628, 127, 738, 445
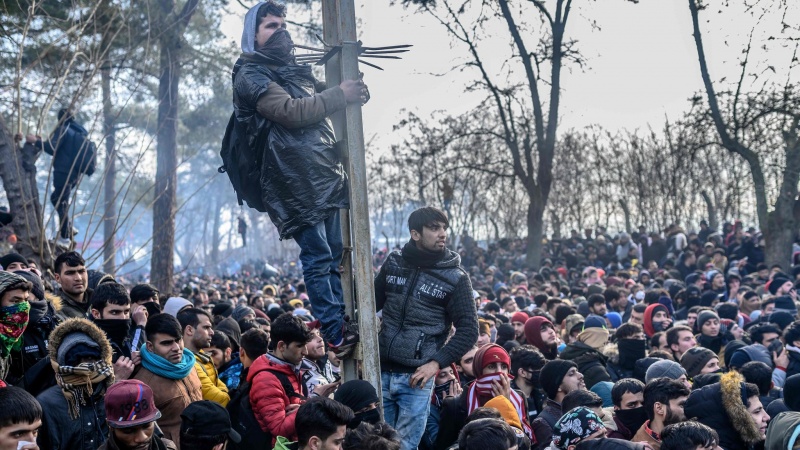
241, 2, 266, 54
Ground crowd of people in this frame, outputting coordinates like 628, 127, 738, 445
0, 199, 797, 450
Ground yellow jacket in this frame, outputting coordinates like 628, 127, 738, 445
193, 351, 230, 407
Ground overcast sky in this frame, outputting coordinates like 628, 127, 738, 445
221, 1, 796, 149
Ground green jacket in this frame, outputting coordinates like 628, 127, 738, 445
273, 436, 298, 450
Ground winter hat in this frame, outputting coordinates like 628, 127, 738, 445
524, 316, 554, 352
705, 270, 720, 283
685, 273, 700, 286
555, 306, 575, 327
553, 406, 606, 450
484, 395, 522, 431
105, 380, 162, 428
0, 253, 27, 270
496, 324, 515, 343
696, 310, 720, 333
577, 301, 590, 318
0, 271, 29, 299
564, 314, 585, 335
583, 316, 607, 329
773, 296, 798, 316
334, 380, 379, 413
473, 344, 511, 377
539, 360, 577, 399
658, 296, 675, 316
769, 275, 791, 295
212, 302, 234, 317
11, 270, 43, 301
231, 304, 255, 322
723, 340, 748, 368
57, 331, 101, 366
577, 328, 609, 351
784, 374, 800, 411
215, 318, 242, 348
590, 381, 614, 408
680, 347, 717, 378
768, 311, 794, 331
699, 291, 721, 307
729, 344, 773, 370
511, 312, 530, 325
163, 297, 192, 317
605, 312, 622, 329
645, 359, 687, 383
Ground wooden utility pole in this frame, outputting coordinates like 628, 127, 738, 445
321, 0, 382, 398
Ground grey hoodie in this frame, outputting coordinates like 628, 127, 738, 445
241, 2, 266, 54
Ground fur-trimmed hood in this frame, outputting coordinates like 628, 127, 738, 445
45, 292, 63, 312
603, 342, 620, 365
47, 318, 113, 366
684, 371, 762, 449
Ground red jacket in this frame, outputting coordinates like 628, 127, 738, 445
248, 353, 305, 443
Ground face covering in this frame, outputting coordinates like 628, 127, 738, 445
94, 319, 131, 345
615, 406, 648, 433
143, 301, 162, 317
433, 379, 454, 406
617, 338, 646, 370
256, 29, 295, 66
652, 320, 668, 332
349, 408, 381, 428
474, 373, 511, 397
0, 301, 30, 356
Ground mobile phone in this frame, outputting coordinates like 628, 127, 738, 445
768, 339, 784, 356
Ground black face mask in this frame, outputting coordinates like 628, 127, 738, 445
617, 338, 646, 370
349, 408, 381, 428
615, 406, 648, 433
143, 301, 162, 318
94, 319, 131, 345
256, 29, 295, 66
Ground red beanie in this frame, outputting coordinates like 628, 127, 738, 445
473, 344, 511, 378
511, 312, 530, 325
524, 316, 553, 353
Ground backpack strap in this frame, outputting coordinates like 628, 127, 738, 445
266, 369, 308, 400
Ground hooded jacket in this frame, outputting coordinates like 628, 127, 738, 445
248, 353, 306, 444
558, 340, 611, 391
375, 245, 478, 372
643, 304, 668, 338
193, 350, 230, 406
37, 117, 92, 176
684, 372, 763, 450
764, 411, 800, 450
36, 319, 113, 450
224, 4, 348, 238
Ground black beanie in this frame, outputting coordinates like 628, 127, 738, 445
334, 380, 379, 412
785, 374, 800, 411
11, 270, 44, 301
539, 360, 577, 400
212, 302, 234, 317
769, 275, 791, 295
0, 253, 27, 271
680, 347, 716, 378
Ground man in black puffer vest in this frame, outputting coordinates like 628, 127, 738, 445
375, 206, 478, 450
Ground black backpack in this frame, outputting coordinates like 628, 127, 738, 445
226, 368, 307, 450
71, 123, 97, 177
219, 114, 267, 212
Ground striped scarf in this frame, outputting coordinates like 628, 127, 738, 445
51, 359, 114, 419
466, 373, 533, 439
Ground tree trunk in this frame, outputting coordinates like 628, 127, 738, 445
0, 116, 53, 269
765, 122, 800, 267
525, 199, 544, 268
618, 199, 632, 234
150, 0, 198, 292
700, 190, 717, 231
102, 65, 117, 274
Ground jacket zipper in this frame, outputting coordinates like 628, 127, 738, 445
386, 266, 419, 363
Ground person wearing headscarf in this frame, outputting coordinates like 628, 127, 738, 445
435, 344, 532, 449
553, 406, 607, 449
334, 379, 381, 429
0, 271, 32, 382
524, 316, 559, 360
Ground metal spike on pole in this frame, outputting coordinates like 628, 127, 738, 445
321, 0, 382, 406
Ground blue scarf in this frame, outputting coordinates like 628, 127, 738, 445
140, 345, 195, 380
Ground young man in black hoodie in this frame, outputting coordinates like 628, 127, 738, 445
375, 206, 478, 450
226, 1, 367, 359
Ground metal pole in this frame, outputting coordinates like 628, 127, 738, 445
321, 0, 382, 397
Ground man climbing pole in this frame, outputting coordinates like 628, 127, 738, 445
222, 0, 369, 358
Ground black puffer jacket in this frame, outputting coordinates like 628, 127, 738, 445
375, 243, 478, 371
37, 118, 91, 176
